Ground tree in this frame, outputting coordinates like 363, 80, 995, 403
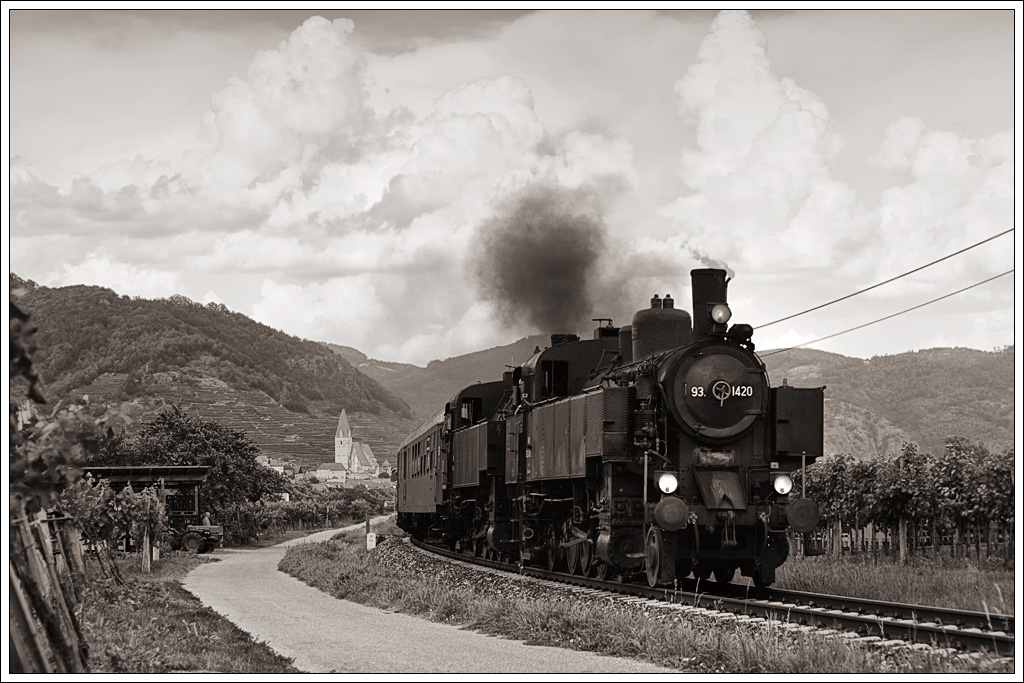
94, 405, 286, 514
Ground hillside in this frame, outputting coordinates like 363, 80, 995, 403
11, 274, 410, 418
12, 272, 1011, 463
10, 274, 416, 467
349, 332, 1013, 459
762, 346, 1015, 458
62, 371, 416, 469
366, 334, 549, 419
322, 343, 420, 385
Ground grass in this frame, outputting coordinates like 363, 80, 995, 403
79, 551, 298, 673
278, 528, 1011, 674
771, 554, 1015, 615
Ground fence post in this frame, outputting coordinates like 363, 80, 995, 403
141, 529, 152, 573
898, 517, 907, 563
10, 570, 54, 673
60, 525, 88, 584
10, 512, 86, 673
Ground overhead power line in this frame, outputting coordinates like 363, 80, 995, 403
759, 269, 1013, 358
755, 228, 1014, 329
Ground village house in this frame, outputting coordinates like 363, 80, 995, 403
315, 462, 348, 485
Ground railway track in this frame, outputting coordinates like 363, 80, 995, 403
411, 538, 1014, 657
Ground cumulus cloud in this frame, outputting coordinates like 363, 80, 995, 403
48, 253, 185, 299
861, 117, 1013, 284
10, 10, 1013, 365
654, 10, 1011, 326
659, 10, 859, 273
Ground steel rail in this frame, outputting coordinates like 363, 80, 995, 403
410, 538, 1014, 657
693, 581, 1014, 634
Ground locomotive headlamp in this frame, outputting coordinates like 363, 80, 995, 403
658, 472, 679, 494
711, 303, 732, 325
773, 474, 794, 495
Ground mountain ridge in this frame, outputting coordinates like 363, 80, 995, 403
342, 335, 1013, 459
11, 274, 1012, 462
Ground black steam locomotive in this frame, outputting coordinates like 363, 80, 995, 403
397, 269, 823, 587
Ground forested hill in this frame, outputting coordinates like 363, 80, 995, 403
762, 346, 1014, 459
10, 274, 410, 418
322, 343, 421, 385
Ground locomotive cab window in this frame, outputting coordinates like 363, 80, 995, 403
541, 360, 569, 398
460, 398, 482, 424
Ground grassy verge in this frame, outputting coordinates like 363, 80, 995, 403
80, 552, 298, 673
279, 530, 1010, 673
772, 554, 1014, 615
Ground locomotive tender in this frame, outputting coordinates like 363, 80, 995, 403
397, 269, 823, 587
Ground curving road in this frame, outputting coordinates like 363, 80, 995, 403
182, 519, 672, 673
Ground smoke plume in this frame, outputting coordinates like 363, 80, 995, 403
474, 186, 606, 334
687, 246, 735, 280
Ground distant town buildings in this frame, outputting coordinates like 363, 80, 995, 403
315, 462, 349, 483
255, 409, 390, 488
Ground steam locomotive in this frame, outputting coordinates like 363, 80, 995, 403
397, 269, 823, 587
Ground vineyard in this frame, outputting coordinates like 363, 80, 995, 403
799, 437, 1014, 564
218, 485, 394, 545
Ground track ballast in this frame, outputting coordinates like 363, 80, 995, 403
411, 538, 1014, 657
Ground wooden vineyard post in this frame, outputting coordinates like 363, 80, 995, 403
931, 518, 938, 559
142, 529, 152, 573
898, 516, 907, 564
831, 519, 842, 560
10, 570, 54, 672
9, 511, 87, 673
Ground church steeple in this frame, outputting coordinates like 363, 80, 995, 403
334, 409, 353, 468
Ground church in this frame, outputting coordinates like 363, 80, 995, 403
316, 410, 380, 484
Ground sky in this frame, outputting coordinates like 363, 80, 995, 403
5, 7, 1021, 366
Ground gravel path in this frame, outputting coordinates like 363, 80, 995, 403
182, 519, 672, 673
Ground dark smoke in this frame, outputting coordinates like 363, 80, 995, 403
474, 186, 606, 333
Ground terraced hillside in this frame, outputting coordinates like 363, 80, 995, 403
68, 372, 417, 470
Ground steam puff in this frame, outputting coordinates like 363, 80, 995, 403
474, 186, 607, 333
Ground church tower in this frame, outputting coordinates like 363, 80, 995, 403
334, 410, 353, 469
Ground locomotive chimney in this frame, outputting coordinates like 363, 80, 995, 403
691, 268, 729, 342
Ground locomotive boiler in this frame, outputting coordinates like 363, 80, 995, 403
397, 268, 823, 587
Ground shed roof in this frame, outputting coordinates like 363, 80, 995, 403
84, 466, 211, 485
